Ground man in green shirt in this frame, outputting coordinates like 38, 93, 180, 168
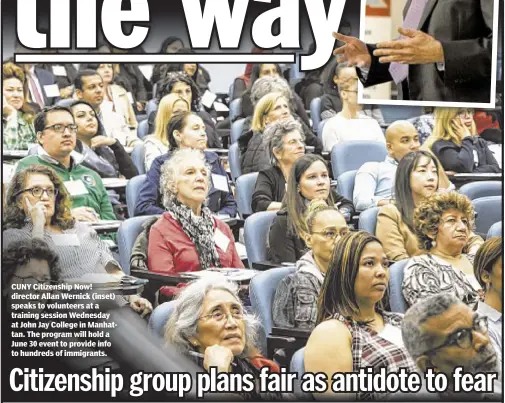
15, 106, 115, 221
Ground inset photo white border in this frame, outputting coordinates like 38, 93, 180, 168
357, 0, 499, 109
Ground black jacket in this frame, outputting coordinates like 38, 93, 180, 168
251, 166, 286, 213
320, 93, 343, 121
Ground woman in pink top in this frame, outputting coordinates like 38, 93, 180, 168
148, 149, 243, 277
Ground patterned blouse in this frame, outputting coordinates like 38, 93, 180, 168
402, 254, 480, 309
2, 110, 36, 150
333, 311, 417, 401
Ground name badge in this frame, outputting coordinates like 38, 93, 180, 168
50, 234, 80, 246
44, 84, 60, 98
201, 90, 217, 109
52, 66, 67, 76
214, 228, 230, 252
212, 174, 229, 193
63, 179, 89, 196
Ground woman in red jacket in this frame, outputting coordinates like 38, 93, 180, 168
148, 148, 244, 275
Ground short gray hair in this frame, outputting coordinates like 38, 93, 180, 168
263, 120, 305, 166
159, 148, 211, 209
402, 293, 462, 360
164, 277, 259, 357
251, 76, 292, 106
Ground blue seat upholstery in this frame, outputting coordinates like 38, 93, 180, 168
330, 141, 387, 178
317, 119, 328, 140
358, 206, 380, 235
388, 259, 409, 313
148, 301, 177, 339
336, 170, 357, 202
146, 99, 158, 118
244, 211, 278, 268
230, 118, 247, 144
473, 196, 503, 237
117, 215, 156, 274
487, 221, 502, 239
459, 181, 502, 201
249, 266, 296, 354
228, 142, 242, 182
126, 174, 146, 218
131, 143, 146, 175
290, 347, 305, 378
380, 105, 424, 125
137, 119, 149, 140
56, 99, 75, 108
310, 97, 322, 130
229, 98, 242, 123
236, 172, 259, 219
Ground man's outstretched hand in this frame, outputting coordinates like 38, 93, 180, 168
332, 32, 372, 68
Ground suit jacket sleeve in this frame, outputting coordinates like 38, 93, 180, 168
134, 157, 165, 216
358, 44, 393, 88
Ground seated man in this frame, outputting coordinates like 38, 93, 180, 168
353, 120, 420, 211
322, 65, 385, 152
15, 106, 116, 222
402, 294, 501, 400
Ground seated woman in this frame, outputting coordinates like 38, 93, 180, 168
425, 107, 501, 173
305, 231, 416, 401
134, 111, 237, 217
163, 50, 212, 95
70, 100, 138, 179
319, 58, 343, 121
165, 277, 282, 400
251, 119, 305, 212
474, 236, 502, 373
376, 150, 483, 262
402, 191, 481, 308
3, 165, 152, 316
148, 148, 243, 277
268, 154, 354, 264
2, 62, 36, 150
150, 36, 185, 85
272, 200, 348, 330
144, 94, 189, 171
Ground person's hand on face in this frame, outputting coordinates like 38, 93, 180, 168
129, 295, 152, 318
25, 197, 47, 227
332, 32, 372, 68
3, 95, 16, 118
71, 206, 99, 222
203, 344, 234, 373
91, 135, 116, 149
451, 118, 472, 140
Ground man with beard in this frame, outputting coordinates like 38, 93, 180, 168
402, 294, 501, 400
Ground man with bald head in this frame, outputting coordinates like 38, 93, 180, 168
353, 120, 420, 211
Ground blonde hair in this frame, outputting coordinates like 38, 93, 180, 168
251, 92, 289, 132
424, 108, 477, 149
153, 94, 190, 146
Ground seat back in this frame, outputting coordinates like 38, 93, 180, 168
236, 172, 259, 219
331, 141, 387, 178
336, 170, 357, 202
459, 181, 503, 201
148, 301, 177, 338
290, 347, 305, 378
487, 221, 502, 239
131, 143, 146, 175
117, 215, 156, 274
229, 98, 242, 123
146, 99, 158, 118
137, 119, 149, 140
249, 266, 297, 353
310, 97, 322, 130
473, 196, 503, 237
228, 142, 242, 182
358, 206, 380, 235
380, 105, 424, 125
56, 99, 75, 108
230, 118, 247, 144
125, 174, 146, 217
388, 259, 409, 313
244, 211, 278, 268
317, 119, 328, 140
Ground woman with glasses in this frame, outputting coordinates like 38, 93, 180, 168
165, 277, 283, 400
305, 231, 416, 400
3, 164, 152, 316
424, 107, 501, 173
272, 200, 348, 330
402, 191, 481, 309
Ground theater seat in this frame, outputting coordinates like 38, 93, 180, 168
244, 211, 277, 268
388, 259, 410, 313
131, 143, 146, 175
230, 118, 247, 144
236, 172, 258, 219
126, 174, 146, 217
487, 221, 502, 239
310, 97, 322, 130
380, 105, 424, 125
336, 170, 357, 202
473, 196, 502, 237
148, 301, 177, 339
137, 119, 149, 140
229, 98, 242, 123
228, 143, 242, 181
358, 207, 380, 235
330, 141, 387, 178
290, 347, 305, 378
459, 181, 502, 201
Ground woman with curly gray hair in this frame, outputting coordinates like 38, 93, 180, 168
402, 191, 481, 309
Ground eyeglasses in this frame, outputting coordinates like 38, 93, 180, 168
43, 124, 78, 134
311, 228, 350, 240
16, 187, 58, 199
199, 307, 244, 322
423, 316, 489, 356
343, 89, 358, 93
457, 109, 474, 117
12, 274, 60, 286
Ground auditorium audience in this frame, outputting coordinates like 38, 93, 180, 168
403, 294, 501, 399
22, 63, 59, 107
272, 200, 348, 330
268, 154, 354, 264
70, 100, 138, 179
251, 120, 305, 212
163, 50, 212, 95
3, 62, 36, 150
425, 107, 501, 173
402, 191, 481, 308
147, 149, 243, 278
305, 231, 416, 401
38, 62, 77, 99
151, 36, 185, 85
15, 106, 115, 222
144, 94, 189, 170
322, 66, 385, 152
376, 151, 481, 262
319, 58, 343, 121
165, 277, 283, 400
134, 112, 237, 217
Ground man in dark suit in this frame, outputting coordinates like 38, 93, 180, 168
334, 0, 494, 103
24, 64, 60, 107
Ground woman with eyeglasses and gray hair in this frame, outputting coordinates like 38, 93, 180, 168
165, 277, 283, 400
251, 119, 305, 212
